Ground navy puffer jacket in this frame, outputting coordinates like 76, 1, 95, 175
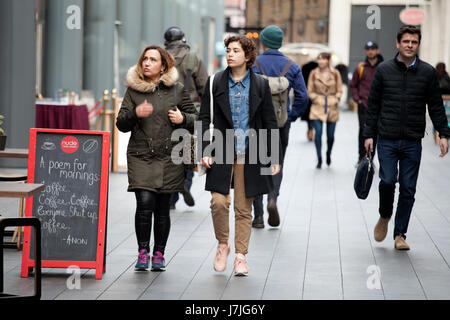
364, 54, 450, 140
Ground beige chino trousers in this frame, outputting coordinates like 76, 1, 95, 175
210, 156, 254, 255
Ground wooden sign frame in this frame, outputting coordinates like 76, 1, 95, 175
21, 128, 110, 280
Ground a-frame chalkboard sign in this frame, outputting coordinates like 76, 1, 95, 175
21, 129, 110, 280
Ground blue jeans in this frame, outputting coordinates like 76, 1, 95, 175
312, 120, 337, 160
170, 169, 194, 206
253, 122, 291, 217
377, 138, 422, 240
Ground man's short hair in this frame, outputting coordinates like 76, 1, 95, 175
397, 25, 422, 43
224, 35, 257, 69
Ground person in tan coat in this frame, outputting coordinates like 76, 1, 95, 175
308, 52, 343, 168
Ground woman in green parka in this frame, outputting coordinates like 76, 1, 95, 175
116, 45, 196, 271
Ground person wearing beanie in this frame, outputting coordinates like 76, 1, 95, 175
259, 25, 284, 50
251, 25, 308, 229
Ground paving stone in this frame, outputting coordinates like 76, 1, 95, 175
1, 111, 449, 300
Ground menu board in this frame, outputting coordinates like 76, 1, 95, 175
21, 129, 109, 280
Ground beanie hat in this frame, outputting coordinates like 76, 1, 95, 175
260, 25, 284, 49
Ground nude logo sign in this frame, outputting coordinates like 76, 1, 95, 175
61, 136, 79, 154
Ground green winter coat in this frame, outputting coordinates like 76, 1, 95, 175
116, 65, 196, 193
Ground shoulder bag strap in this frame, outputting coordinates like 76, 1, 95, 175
254, 60, 266, 76
358, 62, 365, 80
280, 60, 293, 77
208, 73, 216, 143
184, 52, 196, 92
173, 82, 177, 106
333, 70, 339, 93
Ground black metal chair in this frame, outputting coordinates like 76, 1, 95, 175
0, 217, 41, 300
0, 174, 28, 249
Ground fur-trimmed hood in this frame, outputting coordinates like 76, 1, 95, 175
125, 65, 179, 93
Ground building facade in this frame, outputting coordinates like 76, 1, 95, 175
329, 0, 450, 71
0, 0, 224, 164
226, 0, 247, 30
35, 0, 225, 100
245, 0, 330, 43
244, 0, 449, 72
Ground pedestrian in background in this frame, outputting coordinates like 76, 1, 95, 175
301, 60, 319, 142
164, 26, 209, 210
251, 25, 308, 229
116, 45, 196, 271
199, 35, 281, 276
335, 63, 349, 108
365, 25, 449, 251
435, 62, 450, 94
350, 41, 384, 165
308, 52, 343, 169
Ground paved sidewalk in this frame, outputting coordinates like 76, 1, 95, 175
1, 109, 450, 300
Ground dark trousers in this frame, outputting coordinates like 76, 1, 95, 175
253, 122, 291, 217
170, 169, 194, 205
377, 138, 422, 239
358, 103, 377, 160
135, 190, 171, 254
312, 120, 336, 160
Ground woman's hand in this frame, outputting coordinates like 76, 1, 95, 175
168, 107, 184, 125
201, 157, 213, 169
135, 100, 154, 118
271, 164, 281, 176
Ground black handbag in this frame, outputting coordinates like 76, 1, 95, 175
354, 153, 375, 200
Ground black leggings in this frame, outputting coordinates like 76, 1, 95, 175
134, 190, 171, 255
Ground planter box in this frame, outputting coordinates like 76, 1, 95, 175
0, 135, 6, 150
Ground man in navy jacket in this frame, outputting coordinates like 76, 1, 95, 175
251, 25, 308, 228
364, 25, 449, 250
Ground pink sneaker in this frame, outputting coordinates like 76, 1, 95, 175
233, 254, 249, 276
213, 243, 230, 272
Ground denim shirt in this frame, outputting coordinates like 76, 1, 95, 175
228, 69, 251, 155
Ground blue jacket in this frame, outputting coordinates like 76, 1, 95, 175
252, 49, 308, 123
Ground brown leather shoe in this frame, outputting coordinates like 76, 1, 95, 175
374, 217, 390, 242
267, 199, 280, 227
395, 235, 410, 251
252, 215, 265, 229
307, 129, 314, 141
